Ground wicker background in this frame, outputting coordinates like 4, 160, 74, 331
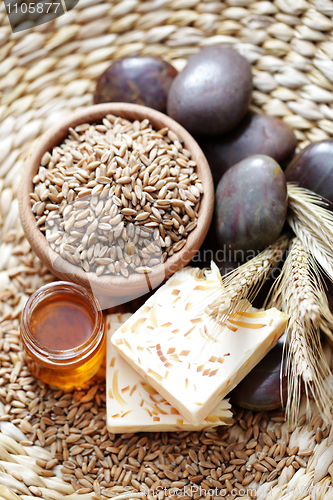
1, 0, 333, 499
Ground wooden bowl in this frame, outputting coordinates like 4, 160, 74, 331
19, 103, 214, 307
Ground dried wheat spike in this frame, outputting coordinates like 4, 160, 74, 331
268, 237, 333, 425
206, 233, 290, 323
287, 183, 333, 281
288, 219, 333, 281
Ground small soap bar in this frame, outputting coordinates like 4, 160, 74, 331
111, 267, 289, 425
106, 312, 232, 433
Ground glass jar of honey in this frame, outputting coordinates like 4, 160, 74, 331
20, 281, 105, 389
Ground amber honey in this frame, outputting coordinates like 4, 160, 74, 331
30, 293, 95, 350
20, 282, 105, 389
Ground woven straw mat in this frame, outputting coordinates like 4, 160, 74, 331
1, 0, 333, 499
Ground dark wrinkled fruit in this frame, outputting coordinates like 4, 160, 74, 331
198, 111, 297, 186
216, 155, 288, 253
230, 337, 287, 411
167, 47, 252, 136
285, 140, 333, 204
94, 57, 178, 112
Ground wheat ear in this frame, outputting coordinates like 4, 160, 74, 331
206, 234, 290, 324
287, 183, 333, 340
287, 183, 333, 280
267, 237, 333, 424
288, 218, 333, 281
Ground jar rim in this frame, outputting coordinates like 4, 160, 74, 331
21, 281, 104, 366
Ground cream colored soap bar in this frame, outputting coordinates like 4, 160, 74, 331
106, 312, 232, 433
111, 267, 289, 425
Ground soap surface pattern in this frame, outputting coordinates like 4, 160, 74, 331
106, 312, 232, 433
112, 267, 288, 425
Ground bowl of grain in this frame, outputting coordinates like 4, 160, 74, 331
19, 103, 214, 307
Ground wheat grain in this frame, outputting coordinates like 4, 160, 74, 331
0, 345, 315, 500
30, 116, 202, 277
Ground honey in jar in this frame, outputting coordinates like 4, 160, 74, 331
20, 281, 105, 389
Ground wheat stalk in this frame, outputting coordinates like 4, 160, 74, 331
267, 237, 333, 424
205, 234, 290, 325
